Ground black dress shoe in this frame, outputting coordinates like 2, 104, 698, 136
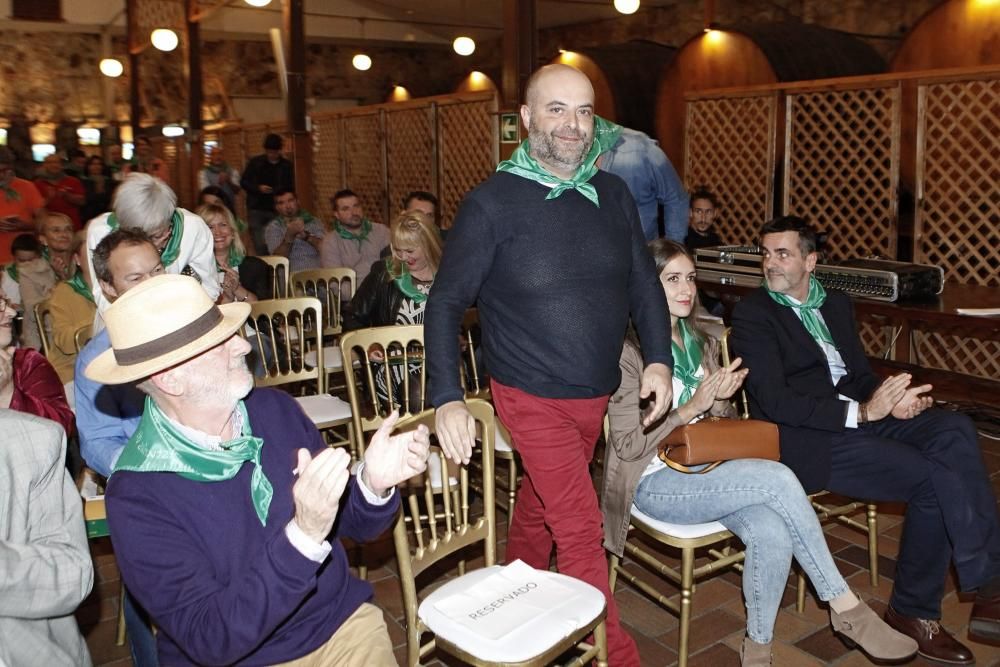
884, 605, 975, 665
970, 591, 1000, 646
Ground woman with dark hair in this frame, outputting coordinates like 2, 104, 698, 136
81, 155, 115, 224
602, 240, 916, 666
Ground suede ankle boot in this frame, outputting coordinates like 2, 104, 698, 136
831, 594, 918, 663
740, 636, 772, 667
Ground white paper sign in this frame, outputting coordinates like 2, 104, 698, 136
432, 560, 576, 640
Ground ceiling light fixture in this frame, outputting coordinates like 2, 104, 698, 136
162, 125, 185, 138
613, 0, 640, 15
99, 58, 124, 78
151, 28, 179, 52
353, 54, 372, 71
453, 36, 476, 56
244, 0, 272, 6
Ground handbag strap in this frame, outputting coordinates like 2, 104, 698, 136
659, 455, 724, 475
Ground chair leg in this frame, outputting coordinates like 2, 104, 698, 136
115, 581, 127, 646
595, 619, 609, 667
678, 547, 695, 667
407, 624, 421, 667
506, 458, 517, 533
797, 570, 806, 613
867, 503, 879, 587
608, 553, 621, 592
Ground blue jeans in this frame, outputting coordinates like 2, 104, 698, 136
124, 588, 158, 666
634, 459, 850, 643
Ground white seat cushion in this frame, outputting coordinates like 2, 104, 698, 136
294, 394, 352, 425
630, 504, 729, 539
304, 345, 344, 371
420, 562, 605, 663
63, 381, 75, 412
494, 424, 513, 453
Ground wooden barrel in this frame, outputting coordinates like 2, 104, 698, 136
548, 40, 675, 136
656, 22, 885, 178
891, 0, 1000, 71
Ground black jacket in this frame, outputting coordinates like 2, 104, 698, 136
344, 260, 403, 330
240, 155, 295, 212
731, 287, 881, 492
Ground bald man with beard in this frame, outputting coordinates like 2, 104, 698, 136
425, 64, 673, 665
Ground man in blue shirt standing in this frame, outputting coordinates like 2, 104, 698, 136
600, 126, 688, 242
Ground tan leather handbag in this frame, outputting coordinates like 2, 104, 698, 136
657, 417, 780, 474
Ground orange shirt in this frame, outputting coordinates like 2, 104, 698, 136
0, 178, 43, 263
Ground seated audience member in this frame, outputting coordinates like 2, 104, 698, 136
46, 231, 96, 383
402, 190, 442, 236
732, 215, 1000, 665
599, 125, 689, 242
199, 185, 251, 253
0, 410, 94, 667
35, 153, 86, 230
40, 212, 79, 281
81, 155, 116, 224
198, 146, 241, 205
3, 233, 56, 351
198, 203, 270, 303
0, 147, 44, 263
85, 173, 220, 327
73, 229, 162, 666
0, 291, 73, 435
684, 186, 723, 251
320, 188, 389, 284
126, 136, 171, 185
347, 210, 441, 409
603, 240, 916, 666
264, 188, 325, 274
66, 148, 88, 180
87, 274, 430, 666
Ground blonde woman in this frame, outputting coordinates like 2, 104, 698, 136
196, 203, 269, 303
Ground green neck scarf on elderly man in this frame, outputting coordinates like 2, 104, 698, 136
496, 115, 622, 207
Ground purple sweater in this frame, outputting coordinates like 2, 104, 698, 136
106, 388, 398, 666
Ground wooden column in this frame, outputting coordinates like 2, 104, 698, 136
502, 0, 537, 108
284, 0, 313, 211
126, 0, 142, 136
186, 0, 203, 205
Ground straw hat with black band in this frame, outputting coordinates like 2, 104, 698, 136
86, 274, 251, 385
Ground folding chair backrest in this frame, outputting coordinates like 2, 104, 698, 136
257, 255, 290, 299
340, 324, 425, 452
33, 300, 53, 359
459, 307, 490, 400
720, 327, 750, 419
290, 268, 356, 339
248, 297, 325, 394
73, 324, 93, 354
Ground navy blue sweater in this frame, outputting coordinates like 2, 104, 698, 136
106, 388, 398, 666
426, 170, 672, 406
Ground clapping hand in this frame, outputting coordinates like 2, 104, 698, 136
891, 383, 934, 420
713, 357, 749, 401
361, 410, 431, 496
292, 446, 352, 544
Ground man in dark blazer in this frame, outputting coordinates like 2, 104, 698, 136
731, 215, 1000, 665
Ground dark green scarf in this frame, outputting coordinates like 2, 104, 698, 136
108, 209, 184, 267
2, 182, 20, 202
671, 318, 704, 407
767, 274, 834, 346
217, 245, 244, 270
495, 115, 623, 207
334, 218, 372, 250
4, 263, 16, 281
390, 258, 431, 303
66, 270, 95, 303
114, 398, 274, 526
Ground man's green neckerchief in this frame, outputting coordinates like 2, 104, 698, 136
66, 270, 95, 303
2, 181, 20, 202
389, 258, 431, 303
671, 318, 704, 407
114, 398, 274, 526
766, 274, 834, 346
108, 209, 184, 267
334, 219, 372, 250
495, 115, 623, 207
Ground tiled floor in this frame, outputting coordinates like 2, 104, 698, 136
79, 413, 1000, 666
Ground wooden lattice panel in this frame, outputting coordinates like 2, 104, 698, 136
914, 331, 1000, 382
311, 115, 343, 223
915, 78, 1000, 286
219, 126, 246, 219
784, 86, 900, 261
343, 113, 386, 224
684, 93, 776, 246
242, 125, 271, 169
385, 107, 434, 223
135, 0, 183, 30
857, 320, 891, 359
437, 98, 497, 228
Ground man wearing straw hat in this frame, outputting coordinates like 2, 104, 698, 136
86, 274, 430, 666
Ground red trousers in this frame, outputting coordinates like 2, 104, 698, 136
491, 380, 640, 667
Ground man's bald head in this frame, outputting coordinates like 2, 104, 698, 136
520, 64, 596, 179
523, 64, 595, 109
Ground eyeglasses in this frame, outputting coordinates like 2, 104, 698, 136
691, 208, 714, 217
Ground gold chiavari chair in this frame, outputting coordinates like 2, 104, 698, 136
256, 255, 290, 299
291, 268, 357, 389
